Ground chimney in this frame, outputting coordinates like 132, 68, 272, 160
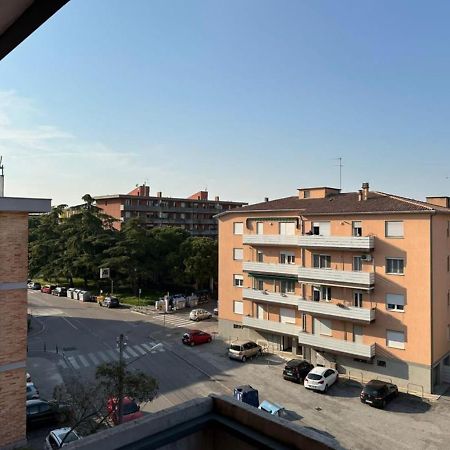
358, 190, 363, 202
362, 182, 369, 201
0, 156, 4, 197
264, 197, 269, 202
215, 196, 219, 202
157, 192, 162, 198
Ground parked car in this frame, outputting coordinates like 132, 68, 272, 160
45, 427, 81, 449
283, 359, 314, 384
26, 399, 71, 428
360, 380, 399, 408
258, 400, 286, 417
52, 287, 67, 297
26, 372, 31, 382
304, 367, 338, 393
213, 307, 218, 316
99, 296, 120, 308
233, 385, 259, 407
41, 285, 56, 294
182, 330, 212, 346
189, 308, 212, 321
107, 397, 144, 425
26, 382, 40, 400
27, 281, 41, 290
228, 340, 262, 362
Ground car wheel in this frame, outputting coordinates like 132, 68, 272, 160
324, 384, 328, 393
381, 399, 386, 409
242, 356, 247, 362
190, 342, 195, 346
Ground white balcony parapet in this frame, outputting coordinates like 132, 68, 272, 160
242, 316, 302, 337
243, 288, 303, 307
243, 234, 375, 250
297, 332, 376, 359
297, 299, 375, 323
297, 267, 374, 289
243, 262, 298, 277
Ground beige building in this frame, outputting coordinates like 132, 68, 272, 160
0, 197, 50, 449
217, 183, 450, 394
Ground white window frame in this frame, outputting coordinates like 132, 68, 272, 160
280, 307, 296, 324
319, 318, 332, 336
385, 221, 404, 238
256, 222, 264, 235
352, 221, 362, 237
386, 330, 405, 349
233, 301, 244, 315
233, 274, 244, 287
256, 250, 264, 262
233, 222, 244, 235
353, 291, 363, 308
386, 293, 405, 312
353, 256, 362, 272
386, 258, 405, 275
312, 221, 331, 236
280, 279, 296, 294
279, 222, 296, 235
301, 313, 307, 331
233, 248, 243, 261
280, 252, 295, 264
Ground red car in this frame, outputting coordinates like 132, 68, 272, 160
182, 330, 212, 346
107, 397, 144, 425
41, 284, 56, 294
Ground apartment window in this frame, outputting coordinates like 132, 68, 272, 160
233, 222, 244, 235
303, 190, 311, 199
233, 301, 244, 315
254, 279, 264, 290
280, 252, 295, 264
319, 319, 332, 336
301, 313, 307, 331
385, 221, 404, 238
313, 286, 331, 301
280, 307, 296, 324
256, 250, 264, 262
322, 286, 332, 301
386, 330, 405, 349
125, 199, 131, 206
353, 256, 362, 272
313, 254, 331, 269
352, 221, 362, 237
233, 248, 243, 260
233, 274, 244, 287
312, 221, 330, 236
280, 279, 296, 294
354, 292, 363, 308
124, 211, 131, 219
386, 294, 405, 311
279, 222, 296, 235
256, 222, 264, 235
386, 258, 404, 274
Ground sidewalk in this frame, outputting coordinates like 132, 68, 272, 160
27, 353, 65, 399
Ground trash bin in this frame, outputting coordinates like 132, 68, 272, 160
67, 288, 75, 299
74, 289, 82, 301
233, 385, 259, 407
79, 290, 91, 302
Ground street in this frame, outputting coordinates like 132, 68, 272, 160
28, 291, 450, 450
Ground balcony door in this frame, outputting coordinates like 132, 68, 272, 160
257, 304, 265, 319
353, 325, 363, 344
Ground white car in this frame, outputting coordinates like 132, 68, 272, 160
304, 367, 338, 393
189, 308, 212, 321
45, 427, 81, 449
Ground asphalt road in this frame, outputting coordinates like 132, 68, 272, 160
27, 290, 450, 450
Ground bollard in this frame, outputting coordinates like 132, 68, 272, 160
56, 345, 59, 354
44, 342, 46, 352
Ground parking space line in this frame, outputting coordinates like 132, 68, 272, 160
58, 359, 68, 369
97, 351, 111, 362
133, 345, 147, 355
78, 355, 90, 368
88, 352, 100, 365
67, 356, 80, 370
141, 343, 153, 352
106, 350, 118, 361
126, 347, 139, 357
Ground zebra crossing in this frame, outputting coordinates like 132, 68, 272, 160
58, 341, 164, 370
150, 313, 194, 328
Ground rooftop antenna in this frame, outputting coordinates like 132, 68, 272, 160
335, 157, 343, 190
0, 156, 4, 197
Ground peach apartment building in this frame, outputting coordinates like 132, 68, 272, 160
217, 183, 450, 394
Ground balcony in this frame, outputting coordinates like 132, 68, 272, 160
243, 234, 375, 250
242, 316, 302, 337
297, 299, 375, 323
243, 262, 298, 278
297, 267, 374, 289
297, 332, 376, 359
242, 288, 302, 307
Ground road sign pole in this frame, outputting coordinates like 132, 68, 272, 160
118, 333, 124, 425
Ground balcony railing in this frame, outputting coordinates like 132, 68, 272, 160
242, 316, 302, 337
297, 332, 376, 359
297, 267, 374, 289
243, 262, 298, 278
243, 234, 374, 250
242, 288, 303, 307
297, 299, 375, 323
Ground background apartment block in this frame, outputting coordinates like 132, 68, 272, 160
0, 197, 51, 449
95, 184, 246, 235
217, 183, 450, 394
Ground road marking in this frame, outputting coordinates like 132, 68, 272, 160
57, 360, 68, 369
157, 345, 164, 352
133, 345, 147, 356
116, 348, 131, 359
141, 343, 153, 352
67, 356, 80, 369
106, 350, 118, 361
125, 347, 139, 357
61, 316, 79, 330
88, 353, 100, 365
97, 351, 111, 362
78, 355, 90, 368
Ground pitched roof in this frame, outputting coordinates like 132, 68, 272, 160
219, 191, 450, 216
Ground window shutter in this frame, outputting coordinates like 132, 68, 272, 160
319, 319, 332, 336
387, 330, 405, 349
386, 294, 404, 307
386, 221, 404, 237
280, 308, 296, 324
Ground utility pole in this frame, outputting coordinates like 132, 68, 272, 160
117, 333, 125, 425
337, 157, 343, 190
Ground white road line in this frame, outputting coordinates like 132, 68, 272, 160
106, 350, 118, 361
78, 355, 90, 368
133, 345, 147, 356
67, 356, 80, 370
116, 348, 131, 359
88, 353, 100, 365
125, 347, 139, 357
141, 343, 153, 352
157, 346, 164, 352
97, 351, 110, 362
61, 316, 79, 330
58, 360, 68, 369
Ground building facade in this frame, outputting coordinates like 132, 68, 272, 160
95, 185, 246, 235
217, 183, 450, 394
0, 197, 51, 449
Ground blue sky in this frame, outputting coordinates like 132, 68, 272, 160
1, 0, 450, 206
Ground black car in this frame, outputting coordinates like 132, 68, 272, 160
282, 359, 314, 383
26, 399, 71, 428
360, 380, 398, 408
52, 287, 67, 297
27, 281, 41, 290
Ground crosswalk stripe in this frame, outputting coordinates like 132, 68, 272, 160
88, 353, 100, 365
67, 356, 80, 369
58, 360, 68, 369
133, 345, 147, 356
157, 345, 164, 352
97, 351, 111, 362
106, 350, 118, 361
78, 355, 90, 368
141, 343, 153, 352
126, 347, 139, 357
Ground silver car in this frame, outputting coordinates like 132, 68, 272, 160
45, 427, 81, 449
189, 308, 212, 321
228, 340, 262, 362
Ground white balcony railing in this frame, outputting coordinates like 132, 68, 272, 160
242, 288, 303, 307
297, 267, 374, 289
297, 332, 376, 359
242, 316, 302, 337
243, 234, 375, 250
243, 262, 298, 277
297, 299, 375, 323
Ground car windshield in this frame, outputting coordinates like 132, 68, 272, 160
363, 385, 385, 395
123, 402, 139, 415
230, 345, 241, 351
307, 373, 323, 380
57, 431, 79, 443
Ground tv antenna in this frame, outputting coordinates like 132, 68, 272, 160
335, 157, 343, 190
0, 156, 3, 175
0, 156, 4, 197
